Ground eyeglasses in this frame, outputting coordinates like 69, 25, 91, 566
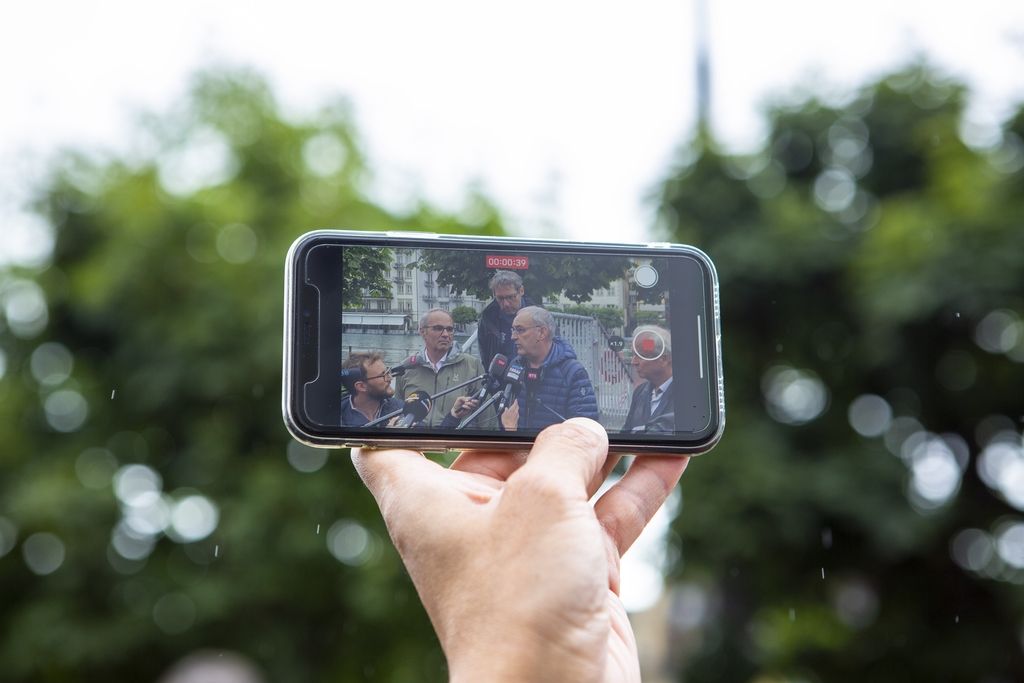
364, 370, 393, 381
426, 325, 455, 334
511, 325, 541, 336
495, 294, 520, 303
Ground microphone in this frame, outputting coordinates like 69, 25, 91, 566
455, 356, 511, 429
524, 367, 542, 392
498, 361, 524, 413
393, 391, 432, 428
474, 354, 508, 400
388, 355, 422, 377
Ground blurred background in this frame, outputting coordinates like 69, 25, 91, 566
2, 1, 1024, 681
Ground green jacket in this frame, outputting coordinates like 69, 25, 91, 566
395, 348, 488, 428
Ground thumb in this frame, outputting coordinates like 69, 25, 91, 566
507, 418, 610, 502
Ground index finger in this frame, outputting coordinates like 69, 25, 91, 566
594, 455, 689, 557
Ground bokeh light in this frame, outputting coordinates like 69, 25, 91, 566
30, 342, 73, 387
153, 593, 196, 634
974, 309, 1024, 360
22, 532, 65, 575
75, 448, 119, 489
327, 519, 379, 566
0, 516, 17, 557
43, 390, 88, 432
995, 519, 1024, 569
2, 279, 48, 338
762, 366, 829, 425
904, 434, 963, 509
287, 440, 329, 473
977, 434, 1024, 510
216, 223, 258, 264
848, 394, 892, 437
302, 132, 348, 177
157, 128, 238, 197
951, 528, 995, 573
169, 496, 220, 543
114, 464, 163, 507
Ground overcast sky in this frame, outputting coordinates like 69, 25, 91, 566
2, 0, 1024, 265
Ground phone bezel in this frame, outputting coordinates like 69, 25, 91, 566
283, 230, 724, 455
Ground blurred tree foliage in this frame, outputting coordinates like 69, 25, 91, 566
660, 64, 1024, 682
0, 69, 500, 682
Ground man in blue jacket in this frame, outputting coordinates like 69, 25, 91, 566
500, 306, 598, 432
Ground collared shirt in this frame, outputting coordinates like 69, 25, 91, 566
649, 377, 673, 416
424, 346, 454, 374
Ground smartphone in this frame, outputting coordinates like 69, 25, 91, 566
283, 231, 724, 455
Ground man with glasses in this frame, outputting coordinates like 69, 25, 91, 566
340, 352, 403, 426
621, 325, 674, 434
500, 306, 598, 432
477, 270, 542, 369
396, 309, 489, 427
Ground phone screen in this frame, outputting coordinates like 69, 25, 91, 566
290, 233, 721, 451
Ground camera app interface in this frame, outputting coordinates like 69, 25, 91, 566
338, 246, 691, 436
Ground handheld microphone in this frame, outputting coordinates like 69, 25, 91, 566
394, 391, 432, 428
524, 367, 541, 392
498, 361, 524, 413
389, 355, 421, 377
474, 354, 508, 400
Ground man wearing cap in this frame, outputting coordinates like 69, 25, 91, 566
621, 325, 674, 434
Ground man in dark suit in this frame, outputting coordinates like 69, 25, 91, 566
621, 325, 674, 434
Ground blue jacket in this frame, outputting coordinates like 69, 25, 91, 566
515, 336, 598, 431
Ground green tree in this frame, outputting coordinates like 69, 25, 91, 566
658, 64, 1024, 682
343, 246, 392, 306
562, 304, 624, 330
416, 250, 631, 303
450, 305, 478, 327
0, 68, 499, 682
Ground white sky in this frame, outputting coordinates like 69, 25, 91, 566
2, 0, 1024, 264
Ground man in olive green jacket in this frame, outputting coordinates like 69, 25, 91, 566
396, 309, 493, 428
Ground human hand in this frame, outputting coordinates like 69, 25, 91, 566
450, 395, 479, 419
352, 418, 689, 683
499, 399, 519, 430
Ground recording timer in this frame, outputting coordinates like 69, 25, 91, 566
485, 255, 529, 269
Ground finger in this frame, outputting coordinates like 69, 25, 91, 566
509, 418, 610, 501
449, 449, 528, 481
351, 448, 450, 517
594, 455, 689, 557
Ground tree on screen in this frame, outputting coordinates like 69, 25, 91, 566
416, 250, 632, 303
561, 304, 624, 330
342, 246, 392, 307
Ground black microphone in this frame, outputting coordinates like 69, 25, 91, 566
393, 391, 432, 428
388, 354, 422, 377
474, 354, 508, 400
498, 361, 524, 413
524, 367, 541, 392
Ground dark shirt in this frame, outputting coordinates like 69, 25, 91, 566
340, 395, 403, 427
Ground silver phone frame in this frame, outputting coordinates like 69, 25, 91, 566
283, 230, 725, 455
